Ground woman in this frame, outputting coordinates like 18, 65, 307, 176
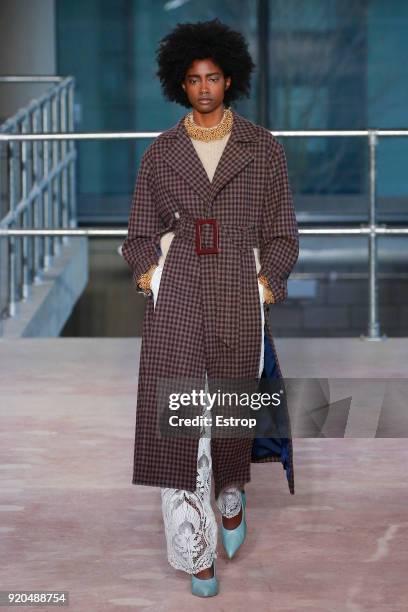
121, 18, 299, 597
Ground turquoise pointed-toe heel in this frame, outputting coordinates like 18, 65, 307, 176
221, 490, 247, 559
191, 561, 218, 597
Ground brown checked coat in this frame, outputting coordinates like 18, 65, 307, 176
121, 108, 299, 499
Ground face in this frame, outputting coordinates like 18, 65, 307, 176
181, 58, 231, 113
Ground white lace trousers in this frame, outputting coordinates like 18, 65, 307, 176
151, 264, 265, 574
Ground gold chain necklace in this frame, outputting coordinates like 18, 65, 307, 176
184, 107, 233, 142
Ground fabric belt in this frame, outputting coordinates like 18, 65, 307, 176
170, 215, 259, 349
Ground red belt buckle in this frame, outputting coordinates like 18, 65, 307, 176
195, 218, 219, 255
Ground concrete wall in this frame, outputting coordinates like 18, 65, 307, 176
1, 238, 89, 338
0, 0, 56, 121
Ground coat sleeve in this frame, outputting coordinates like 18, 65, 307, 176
257, 141, 299, 304
121, 148, 164, 295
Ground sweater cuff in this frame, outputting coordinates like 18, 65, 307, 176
137, 264, 158, 295
257, 274, 276, 304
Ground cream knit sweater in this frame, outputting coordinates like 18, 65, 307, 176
157, 132, 261, 274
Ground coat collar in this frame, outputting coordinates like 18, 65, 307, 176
161, 108, 259, 206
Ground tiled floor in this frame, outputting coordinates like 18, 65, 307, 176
0, 338, 407, 611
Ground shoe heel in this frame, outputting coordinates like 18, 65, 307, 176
191, 561, 218, 597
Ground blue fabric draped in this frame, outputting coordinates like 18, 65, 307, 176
251, 327, 292, 488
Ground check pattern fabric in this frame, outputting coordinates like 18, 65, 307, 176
121, 109, 299, 498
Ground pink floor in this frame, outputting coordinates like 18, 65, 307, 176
0, 338, 407, 611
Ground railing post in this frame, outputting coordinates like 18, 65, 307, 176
67, 79, 77, 228
21, 113, 33, 298
364, 130, 385, 341
42, 98, 54, 267
8, 138, 19, 316
60, 85, 69, 245
51, 91, 62, 254
33, 105, 45, 280
0, 138, 8, 333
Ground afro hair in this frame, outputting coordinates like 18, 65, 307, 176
155, 18, 256, 108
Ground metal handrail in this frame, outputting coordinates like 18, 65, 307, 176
1, 128, 407, 139
0, 81, 407, 338
1, 228, 408, 236
0, 76, 64, 83
0, 76, 77, 322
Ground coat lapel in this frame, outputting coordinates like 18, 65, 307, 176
162, 123, 213, 203
161, 109, 259, 207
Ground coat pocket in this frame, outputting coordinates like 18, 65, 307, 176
151, 231, 177, 315
151, 264, 164, 310
252, 248, 265, 307
251, 249, 265, 378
